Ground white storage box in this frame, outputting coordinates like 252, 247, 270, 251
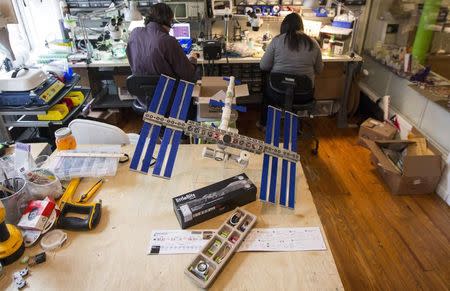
0, 68, 47, 91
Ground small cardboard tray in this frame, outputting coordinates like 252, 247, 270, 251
184, 207, 257, 288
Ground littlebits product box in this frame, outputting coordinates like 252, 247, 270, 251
173, 173, 257, 229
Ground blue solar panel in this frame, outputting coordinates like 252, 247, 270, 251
288, 113, 298, 209
260, 106, 275, 202
268, 108, 281, 204
279, 112, 292, 207
139, 76, 176, 173
260, 106, 299, 209
130, 75, 175, 171
153, 80, 194, 178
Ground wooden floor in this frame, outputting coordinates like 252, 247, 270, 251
118, 107, 450, 290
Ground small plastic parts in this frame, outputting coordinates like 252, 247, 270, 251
28, 252, 46, 266
229, 235, 239, 244
206, 240, 222, 256
239, 220, 250, 232
189, 260, 210, 281
18, 268, 29, 277
40, 229, 67, 251
185, 207, 257, 288
13, 268, 29, 280
14, 277, 26, 289
20, 256, 30, 264
13, 268, 29, 289
229, 212, 242, 226
214, 245, 231, 264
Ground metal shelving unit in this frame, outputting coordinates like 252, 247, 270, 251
0, 75, 90, 140
0, 74, 82, 115
4, 88, 91, 127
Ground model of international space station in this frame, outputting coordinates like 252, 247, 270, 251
130, 74, 300, 209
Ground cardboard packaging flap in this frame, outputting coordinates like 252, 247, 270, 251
402, 152, 442, 177
360, 118, 397, 137
366, 139, 442, 177
365, 139, 406, 175
192, 77, 249, 100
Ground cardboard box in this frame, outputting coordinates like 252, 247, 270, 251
358, 118, 397, 147
172, 173, 257, 229
366, 139, 443, 195
192, 77, 249, 119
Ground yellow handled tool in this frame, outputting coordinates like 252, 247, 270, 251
77, 179, 103, 203
57, 178, 102, 231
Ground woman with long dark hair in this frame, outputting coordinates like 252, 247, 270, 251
258, 13, 323, 128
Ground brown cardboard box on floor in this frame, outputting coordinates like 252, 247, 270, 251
358, 118, 397, 147
192, 77, 249, 119
365, 139, 443, 195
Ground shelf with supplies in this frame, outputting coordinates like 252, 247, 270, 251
3, 88, 91, 128
0, 74, 81, 115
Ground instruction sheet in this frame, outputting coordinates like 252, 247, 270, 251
148, 230, 214, 255
238, 227, 327, 252
148, 227, 326, 255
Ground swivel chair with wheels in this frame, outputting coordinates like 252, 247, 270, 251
126, 75, 161, 114
268, 72, 319, 155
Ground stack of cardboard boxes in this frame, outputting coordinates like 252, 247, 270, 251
359, 118, 443, 195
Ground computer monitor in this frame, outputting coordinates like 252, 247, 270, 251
169, 23, 191, 40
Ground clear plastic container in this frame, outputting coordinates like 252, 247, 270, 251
25, 168, 63, 200
0, 177, 29, 225
47, 145, 120, 180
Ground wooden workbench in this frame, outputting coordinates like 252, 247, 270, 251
3, 144, 343, 290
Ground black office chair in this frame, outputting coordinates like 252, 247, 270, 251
126, 75, 161, 114
269, 72, 319, 155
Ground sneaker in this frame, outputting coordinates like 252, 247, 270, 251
256, 121, 266, 132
